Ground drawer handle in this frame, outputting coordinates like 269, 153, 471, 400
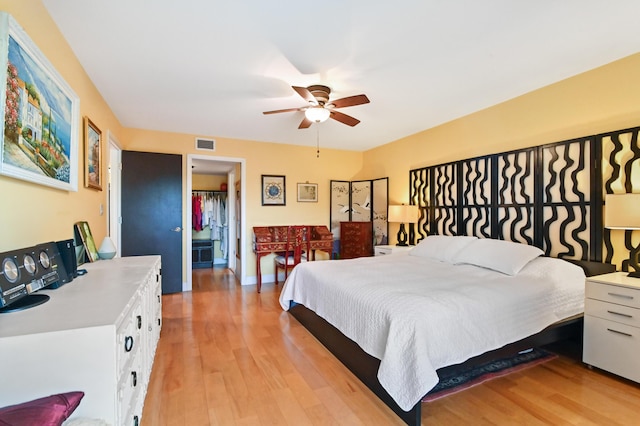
124, 336, 134, 352
607, 292, 634, 300
134, 415, 139, 426
607, 310, 633, 319
137, 315, 142, 329
131, 371, 138, 387
607, 328, 633, 337
157, 318, 161, 326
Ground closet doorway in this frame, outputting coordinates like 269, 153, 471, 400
186, 155, 246, 291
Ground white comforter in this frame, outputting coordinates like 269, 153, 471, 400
279, 254, 585, 411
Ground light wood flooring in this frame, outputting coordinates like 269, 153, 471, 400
142, 267, 640, 425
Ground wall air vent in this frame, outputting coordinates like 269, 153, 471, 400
195, 138, 215, 151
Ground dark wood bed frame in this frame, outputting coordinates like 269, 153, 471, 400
284, 126, 638, 424
288, 259, 615, 426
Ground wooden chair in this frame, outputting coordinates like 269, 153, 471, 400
274, 225, 311, 285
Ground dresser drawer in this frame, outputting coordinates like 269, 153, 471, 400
118, 352, 143, 426
117, 301, 143, 377
585, 298, 640, 328
585, 281, 640, 308
583, 315, 640, 383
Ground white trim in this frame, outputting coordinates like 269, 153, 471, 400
106, 130, 122, 257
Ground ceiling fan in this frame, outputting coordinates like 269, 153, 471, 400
263, 85, 370, 129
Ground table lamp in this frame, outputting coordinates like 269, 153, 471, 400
388, 204, 419, 246
604, 193, 640, 278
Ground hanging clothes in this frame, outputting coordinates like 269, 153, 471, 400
192, 194, 203, 231
192, 190, 229, 261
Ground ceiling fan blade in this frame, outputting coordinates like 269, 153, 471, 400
329, 94, 370, 109
298, 116, 313, 129
263, 107, 302, 115
292, 86, 317, 104
330, 110, 360, 126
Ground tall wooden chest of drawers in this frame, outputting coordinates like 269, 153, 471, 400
340, 221, 373, 259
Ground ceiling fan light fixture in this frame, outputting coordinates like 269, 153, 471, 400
305, 106, 330, 123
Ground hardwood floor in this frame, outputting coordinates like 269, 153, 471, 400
142, 267, 640, 425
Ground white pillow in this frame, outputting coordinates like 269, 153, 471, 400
453, 238, 544, 276
409, 235, 478, 263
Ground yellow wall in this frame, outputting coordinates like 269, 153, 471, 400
1, 1, 639, 282
0, 1, 363, 284
123, 128, 363, 279
0, 0, 124, 251
192, 174, 226, 191
364, 53, 640, 243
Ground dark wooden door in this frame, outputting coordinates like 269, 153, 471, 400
121, 151, 183, 293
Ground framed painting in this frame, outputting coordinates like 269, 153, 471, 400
0, 12, 79, 191
262, 174, 286, 206
74, 221, 99, 263
84, 117, 102, 190
297, 182, 318, 202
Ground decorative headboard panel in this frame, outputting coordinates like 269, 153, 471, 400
602, 127, 640, 271
410, 125, 640, 267
410, 134, 603, 261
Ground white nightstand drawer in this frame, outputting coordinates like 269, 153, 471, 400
374, 246, 392, 256
584, 315, 640, 383
585, 281, 640, 309
585, 298, 640, 328
374, 245, 413, 256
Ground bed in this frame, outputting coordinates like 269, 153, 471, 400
277, 130, 631, 424
280, 237, 613, 425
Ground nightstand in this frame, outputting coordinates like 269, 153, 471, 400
583, 272, 640, 383
374, 245, 414, 256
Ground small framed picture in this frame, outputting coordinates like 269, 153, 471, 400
84, 117, 102, 190
297, 182, 318, 202
262, 174, 286, 206
74, 221, 99, 262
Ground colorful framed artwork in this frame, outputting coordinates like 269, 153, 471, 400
297, 182, 318, 202
0, 12, 79, 191
84, 117, 102, 190
261, 174, 286, 206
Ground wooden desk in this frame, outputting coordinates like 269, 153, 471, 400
253, 225, 333, 291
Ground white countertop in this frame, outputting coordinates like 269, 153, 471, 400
0, 255, 160, 338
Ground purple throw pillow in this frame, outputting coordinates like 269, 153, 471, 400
0, 392, 84, 426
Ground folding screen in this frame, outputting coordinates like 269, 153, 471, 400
330, 177, 389, 255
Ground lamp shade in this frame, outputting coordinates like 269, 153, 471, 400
304, 107, 330, 123
604, 194, 640, 230
388, 205, 419, 223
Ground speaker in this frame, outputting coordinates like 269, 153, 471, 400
54, 239, 77, 286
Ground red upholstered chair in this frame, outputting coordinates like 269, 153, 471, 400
274, 225, 311, 285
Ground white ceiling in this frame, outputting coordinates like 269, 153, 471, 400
42, 0, 640, 152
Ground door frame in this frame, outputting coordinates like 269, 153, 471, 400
106, 131, 122, 256
186, 154, 246, 290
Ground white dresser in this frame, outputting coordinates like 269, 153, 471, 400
583, 272, 640, 383
0, 256, 162, 425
